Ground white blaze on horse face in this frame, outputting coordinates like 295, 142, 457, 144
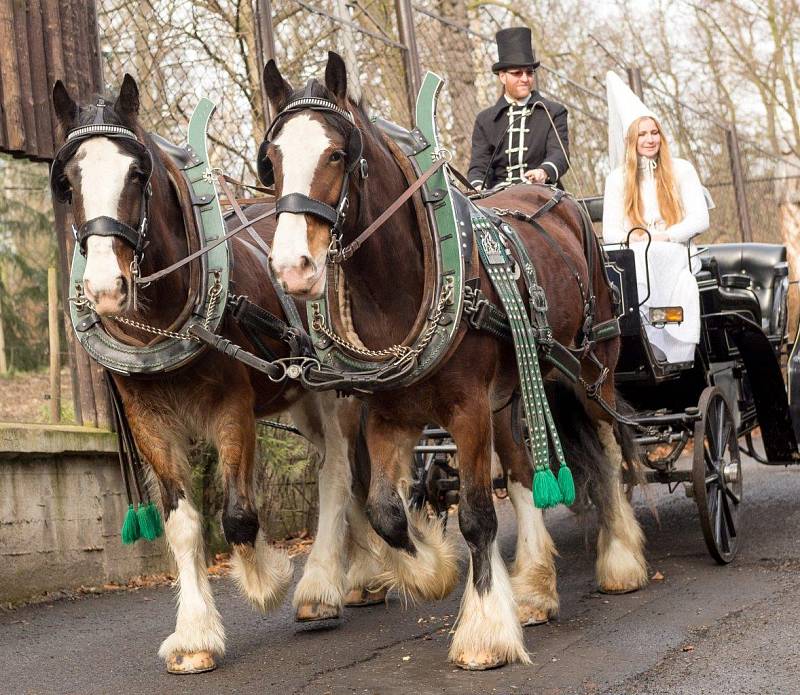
77, 138, 136, 309
271, 114, 332, 295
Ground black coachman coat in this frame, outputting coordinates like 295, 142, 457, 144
467, 92, 569, 190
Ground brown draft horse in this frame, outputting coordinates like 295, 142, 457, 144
51, 75, 388, 674
261, 53, 648, 670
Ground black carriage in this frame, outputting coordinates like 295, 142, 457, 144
603, 227, 800, 563
413, 199, 800, 564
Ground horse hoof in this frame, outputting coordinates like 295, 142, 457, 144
295, 601, 340, 622
598, 583, 641, 595
344, 587, 387, 607
518, 605, 550, 626
453, 652, 507, 671
166, 650, 216, 674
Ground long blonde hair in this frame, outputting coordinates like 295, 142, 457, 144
623, 116, 683, 228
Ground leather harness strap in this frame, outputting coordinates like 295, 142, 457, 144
215, 173, 304, 331
330, 158, 447, 262
135, 207, 276, 284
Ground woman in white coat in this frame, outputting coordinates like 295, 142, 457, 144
602, 74, 709, 363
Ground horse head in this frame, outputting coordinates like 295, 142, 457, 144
52, 75, 152, 316
260, 52, 368, 298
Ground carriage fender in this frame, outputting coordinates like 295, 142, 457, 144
710, 312, 800, 464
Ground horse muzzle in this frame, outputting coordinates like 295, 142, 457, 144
270, 254, 326, 298
83, 275, 129, 315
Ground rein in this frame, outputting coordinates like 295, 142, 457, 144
328, 158, 447, 262
135, 205, 276, 284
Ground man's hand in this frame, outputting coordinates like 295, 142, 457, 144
524, 168, 548, 184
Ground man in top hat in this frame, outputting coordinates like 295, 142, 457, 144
467, 27, 569, 190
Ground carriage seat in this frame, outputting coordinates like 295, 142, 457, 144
577, 195, 604, 223
696, 243, 788, 334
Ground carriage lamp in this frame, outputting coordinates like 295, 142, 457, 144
649, 306, 684, 327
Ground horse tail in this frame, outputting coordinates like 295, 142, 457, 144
545, 376, 642, 507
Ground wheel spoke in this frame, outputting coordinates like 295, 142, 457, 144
704, 444, 716, 473
718, 489, 731, 553
707, 402, 720, 457
719, 419, 733, 459
720, 488, 737, 539
724, 484, 741, 506
713, 486, 724, 549
716, 400, 726, 450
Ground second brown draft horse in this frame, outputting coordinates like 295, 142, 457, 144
260, 52, 648, 670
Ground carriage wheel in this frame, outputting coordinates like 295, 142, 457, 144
692, 386, 743, 564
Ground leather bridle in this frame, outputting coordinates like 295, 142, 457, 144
50, 98, 153, 265
256, 81, 368, 256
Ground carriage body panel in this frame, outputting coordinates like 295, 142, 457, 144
604, 241, 800, 464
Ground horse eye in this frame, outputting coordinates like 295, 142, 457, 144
329, 150, 344, 163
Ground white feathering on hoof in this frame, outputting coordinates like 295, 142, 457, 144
345, 521, 386, 595
292, 560, 345, 611
450, 542, 530, 668
596, 421, 648, 593
159, 497, 226, 660
230, 535, 293, 612
596, 529, 648, 592
373, 506, 458, 603
507, 480, 560, 621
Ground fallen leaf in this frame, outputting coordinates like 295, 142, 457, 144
652, 571, 665, 581
682, 644, 695, 652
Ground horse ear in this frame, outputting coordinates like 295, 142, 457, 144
263, 60, 292, 112
325, 51, 348, 103
52, 80, 78, 129
115, 73, 140, 123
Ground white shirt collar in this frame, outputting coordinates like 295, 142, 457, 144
504, 93, 532, 107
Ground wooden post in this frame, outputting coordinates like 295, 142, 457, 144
254, 0, 276, 125
53, 201, 89, 425
0, 0, 26, 151
48, 267, 61, 423
727, 124, 754, 242
626, 66, 644, 100
334, 0, 361, 103
395, 0, 422, 119
0, 281, 7, 375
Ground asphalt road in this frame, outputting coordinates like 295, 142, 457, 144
2, 453, 800, 695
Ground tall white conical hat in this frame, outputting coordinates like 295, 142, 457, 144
606, 71, 657, 171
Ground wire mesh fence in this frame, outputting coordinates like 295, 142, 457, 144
93, 0, 795, 249
97, 0, 265, 182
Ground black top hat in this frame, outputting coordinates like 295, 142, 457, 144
492, 27, 539, 73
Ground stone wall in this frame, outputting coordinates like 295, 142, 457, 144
0, 423, 170, 604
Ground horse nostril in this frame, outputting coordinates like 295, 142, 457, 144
299, 255, 316, 275
116, 277, 126, 294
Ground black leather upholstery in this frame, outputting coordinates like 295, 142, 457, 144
697, 243, 788, 335
577, 196, 604, 223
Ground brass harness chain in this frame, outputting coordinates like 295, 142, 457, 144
310, 275, 454, 366
74, 272, 224, 343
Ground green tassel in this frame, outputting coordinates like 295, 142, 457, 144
557, 465, 576, 506
533, 467, 562, 509
137, 502, 156, 541
137, 502, 164, 541
121, 503, 141, 544
149, 502, 164, 538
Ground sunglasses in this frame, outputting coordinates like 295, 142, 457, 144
505, 68, 535, 78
